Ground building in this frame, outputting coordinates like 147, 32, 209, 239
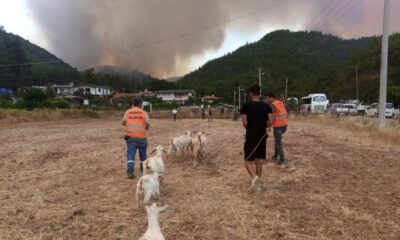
111, 92, 141, 104
156, 90, 195, 104
201, 95, 220, 103
53, 83, 75, 95
212, 103, 235, 114
73, 83, 112, 97
50, 83, 112, 97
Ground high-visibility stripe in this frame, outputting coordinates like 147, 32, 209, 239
127, 129, 146, 133
276, 113, 287, 120
127, 160, 134, 163
128, 123, 145, 127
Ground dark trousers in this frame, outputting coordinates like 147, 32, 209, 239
173, 114, 176, 121
273, 125, 287, 163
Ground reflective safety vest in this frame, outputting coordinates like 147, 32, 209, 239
272, 100, 288, 127
124, 107, 148, 138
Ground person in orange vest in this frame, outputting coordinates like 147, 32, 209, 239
122, 98, 150, 178
266, 93, 288, 165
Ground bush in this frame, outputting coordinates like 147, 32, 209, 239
50, 99, 70, 109
152, 102, 177, 110
0, 97, 13, 108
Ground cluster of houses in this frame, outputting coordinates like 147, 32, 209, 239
1, 82, 236, 112
31, 83, 204, 108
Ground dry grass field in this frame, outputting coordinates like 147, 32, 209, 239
1, 116, 399, 239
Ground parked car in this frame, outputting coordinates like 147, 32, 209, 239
343, 103, 358, 116
330, 103, 349, 116
385, 102, 399, 118
365, 102, 398, 118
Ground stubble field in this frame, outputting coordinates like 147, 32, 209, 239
0, 116, 399, 239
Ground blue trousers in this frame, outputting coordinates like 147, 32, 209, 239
126, 137, 148, 175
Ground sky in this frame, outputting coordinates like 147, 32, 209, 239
0, 0, 399, 79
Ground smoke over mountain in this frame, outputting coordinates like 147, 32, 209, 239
27, 0, 399, 78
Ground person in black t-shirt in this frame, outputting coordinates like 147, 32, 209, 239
240, 85, 273, 191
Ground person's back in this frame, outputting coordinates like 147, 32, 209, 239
242, 101, 271, 138
172, 109, 177, 121
122, 98, 150, 178
124, 107, 148, 138
240, 85, 273, 191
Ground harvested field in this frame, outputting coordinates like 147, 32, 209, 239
0, 118, 399, 239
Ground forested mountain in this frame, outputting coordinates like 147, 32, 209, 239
178, 30, 375, 102
0, 27, 80, 89
2, 27, 399, 105
94, 65, 153, 84
334, 34, 400, 105
0, 28, 170, 93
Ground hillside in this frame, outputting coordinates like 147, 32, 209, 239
178, 30, 374, 102
94, 65, 153, 84
0, 28, 81, 90
334, 33, 400, 105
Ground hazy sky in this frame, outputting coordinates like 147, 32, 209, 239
0, 0, 399, 78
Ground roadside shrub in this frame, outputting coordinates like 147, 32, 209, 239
50, 99, 70, 109
0, 97, 13, 108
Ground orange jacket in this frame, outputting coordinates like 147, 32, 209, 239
272, 100, 288, 127
123, 107, 149, 138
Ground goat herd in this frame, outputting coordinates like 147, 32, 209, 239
136, 130, 207, 240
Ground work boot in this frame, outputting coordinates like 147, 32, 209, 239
127, 170, 135, 179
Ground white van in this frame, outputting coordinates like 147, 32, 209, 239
300, 93, 329, 113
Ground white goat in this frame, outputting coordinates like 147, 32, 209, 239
143, 146, 166, 182
167, 130, 192, 158
136, 172, 160, 206
139, 203, 168, 240
189, 131, 207, 166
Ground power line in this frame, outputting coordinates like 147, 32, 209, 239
319, 0, 364, 31
313, 0, 350, 30
0, 0, 295, 69
307, 0, 341, 29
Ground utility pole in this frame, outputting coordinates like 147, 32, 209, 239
355, 65, 359, 103
285, 78, 288, 103
123, 88, 126, 108
378, 0, 391, 128
238, 86, 241, 109
258, 67, 262, 96
233, 90, 236, 107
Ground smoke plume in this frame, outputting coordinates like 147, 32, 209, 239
27, 0, 400, 78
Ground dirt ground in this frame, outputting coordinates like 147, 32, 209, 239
0, 117, 399, 240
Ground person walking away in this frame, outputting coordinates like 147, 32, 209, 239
201, 105, 206, 119
122, 98, 150, 178
241, 85, 273, 191
207, 105, 213, 122
266, 93, 288, 165
172, 108, 177, 122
